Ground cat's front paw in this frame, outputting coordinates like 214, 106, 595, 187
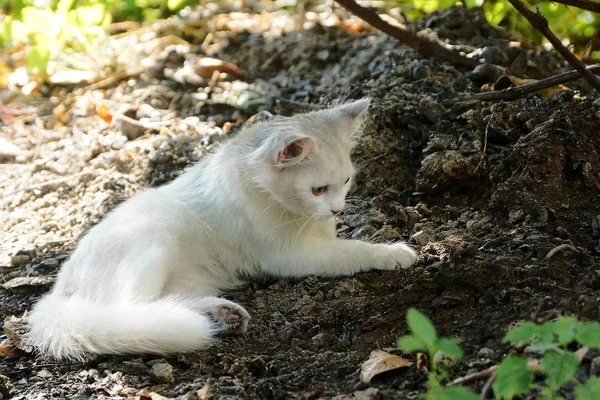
374, 242, 418, 270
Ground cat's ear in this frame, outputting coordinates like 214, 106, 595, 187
327, 98, 370, 137
276, 137, 313, 167
334, 98, 370, 119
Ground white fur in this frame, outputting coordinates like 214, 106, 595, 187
26, 99, 418, 360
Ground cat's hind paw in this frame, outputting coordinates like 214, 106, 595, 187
375, 242, 418, 270
206, 299, 250, 335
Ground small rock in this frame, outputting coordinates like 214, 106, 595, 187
0, 137, 22, 162
278, 324, 294, 344
36, 369, 52, 379
146, 358, 168, 366
590, 356, 600, 376
10, 255, 30, 267
15, 246, 36, 259
551, 90, 573, 103
149, 363, 174, 383
119, 108, 146, 140
354, 388, 380, 400
248, 356, 268, 376
311, 333, 328, 349
316, 50, 329, 61
480, 46, 509, 66
477, 347, 495, 359
119, 361, 149, 376
410, 229, 434, 246
410, 60, 430, 80
433, 351, 458, 370
469, 63, 504, 84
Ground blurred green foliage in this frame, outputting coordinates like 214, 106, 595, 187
396, 0, 599, 55
0, 0, 597, 75
0, 0, 196, 73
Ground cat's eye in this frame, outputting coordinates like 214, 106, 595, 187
344, 177, 350, 184
312, 186, 327, 196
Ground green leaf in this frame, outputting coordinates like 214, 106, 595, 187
493, 356, 533, 400
435, 338, 463, 359
576, 377, 600, 400
551, 317, 578, 345
167, 0, 185, 11
504, 321, 553, 345
407, 309, 437, 347
74, 5, 107, 26
398, 335, 426, 353
540, 351, 579, 391
25, 44, 49, 73
426, 385, 480, 400
575, 322, 600, 348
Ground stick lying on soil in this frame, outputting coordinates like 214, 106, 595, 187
334, 0, 480, 69
508, 0, 600, 93
443, 64, 600, 106
449, 347, 589, 386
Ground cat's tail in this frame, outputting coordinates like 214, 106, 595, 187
26, 293, 216, 360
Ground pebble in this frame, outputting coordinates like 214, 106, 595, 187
149, 363, 174, 383
10, 255, 30, 267
36, 370, 53, 379
119, 361, 149, 376
477, 347, 495, 359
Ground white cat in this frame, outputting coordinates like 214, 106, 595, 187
26, 99, 417, 360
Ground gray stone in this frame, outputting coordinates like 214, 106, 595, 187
149, 363, 174, 383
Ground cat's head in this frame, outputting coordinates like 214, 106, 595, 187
245, 98, 370, 219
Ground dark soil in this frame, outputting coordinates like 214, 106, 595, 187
1, 5, 599, 400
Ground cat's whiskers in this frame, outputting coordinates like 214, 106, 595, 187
262, 201, 276, 214
262, 216, 309, 239
293, 214, 314, 246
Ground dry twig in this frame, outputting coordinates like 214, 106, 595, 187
334, 0, 480, 69
507, 0, 600, 93
550, 0, 600, 13
443, 64, 600, 106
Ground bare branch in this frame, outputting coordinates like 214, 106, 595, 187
334, 0, 480, 69
547, 0, 600, 13
508, 0, 600, 93
443, 64, 600, 106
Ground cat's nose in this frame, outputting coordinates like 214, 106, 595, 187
331, 209, 342, 215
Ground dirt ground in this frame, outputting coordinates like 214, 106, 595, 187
1, 4, 600, 399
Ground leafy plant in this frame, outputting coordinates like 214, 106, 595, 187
398, 309, 479, 400
494, 316, 600, 400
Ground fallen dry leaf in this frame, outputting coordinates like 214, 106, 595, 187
97, 104, 113, 122
197, 377, 211, 400
360, 350, 413, 383
0, 338, 26, 357
193, 57, 247, 80
4, 313, 33, 353
416, 353, 429, 374
1, 276, 55, 291
138, 382, 209, 400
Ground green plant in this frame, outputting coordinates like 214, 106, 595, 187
0, 0, 196, 74
494, 316, 600, 400
0, 0, 111, 73
397, 309, 479, 400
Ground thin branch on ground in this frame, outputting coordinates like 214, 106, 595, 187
544, 243, 578, 260
448, 365, 498, 386
507, 0, 600, 93
549, 0, 600, 13
516, 276, 570, 291
443, 64, 600, 106
334, 0, 480, 69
